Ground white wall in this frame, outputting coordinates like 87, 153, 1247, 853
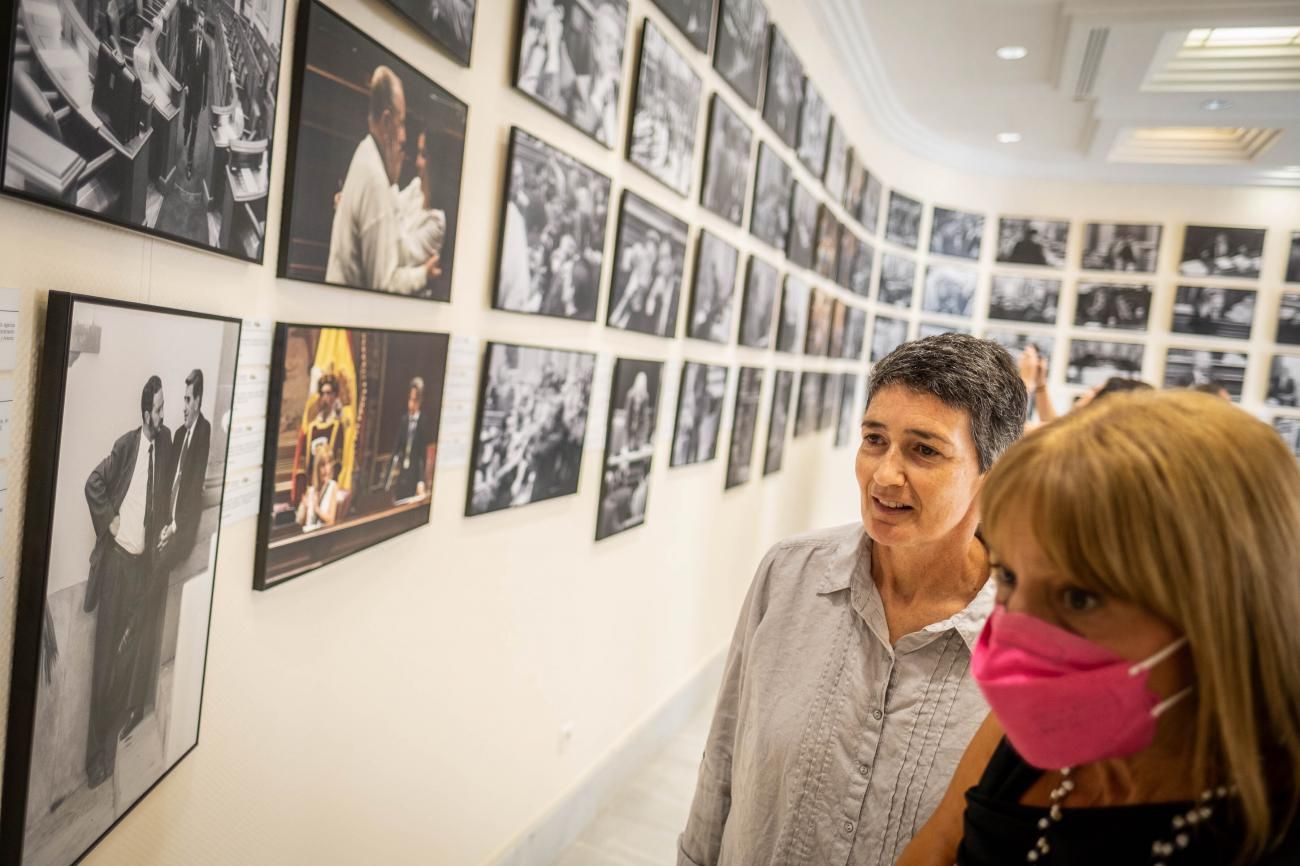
0, 0, 1296, 864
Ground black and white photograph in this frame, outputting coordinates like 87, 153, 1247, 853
824, 120, 848, 203
738, 256, 779, 348
1, 0, 285, 261
467, 343, 596, 516
494, 127, 611, 320
1274, 417, 1300, 459
1171, 285, 1256, 340
796, 81, 831, 178
918, 322, 971, 338
987, 275, 1060, 325
3, 294, 239, 866
860, 169, 883, 235
1066, 339, 1145, 387
776, 274, 810, 353
983, 329, 1056, 366
1267, 355, 1300, 408
843, 150, 865, 215
514, 0, 627, 148
871, 315, 909, 363
834, 373, 861, 448
1287, 232, 1300, 283
1178, 225, 1265, 279
1163, 348, 1246, 402
848, 237, 874, 297
763, 369, 794, 475
829, 300, 847, 358
1074, 282, 1152, 331
688, 230, 739, 343
725, 367, 764, 489
787, 181, 819, 269
256, 325, 449, 589
750, 142, 792, 251
929, 207, 984, 260
1278, 292, 1300, 345
596, 358, 663, 540
651, 0, 714, 52
814, 205, 840, 280
761, 25, 803, 148
1081, 223, 1161, 273
713, 0, 767, 107
885, 190, 922, 249
996, 217, 1069, 269
922, 264, 978, 318
842, 305, 867, 360
280, 0, 466, 300
384, 0, 475, 64
794, 370, 823, 437
818, 371, 839, 431
607, 191, 689, 337
671, 362, 728, 466
805, 288, 834, 355
700, 94, 752, 225
877, 253, 917, 308
629, 20, 702, 196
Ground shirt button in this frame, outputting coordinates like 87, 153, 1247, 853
843, 820, 855, 835
859, 763, 870, 776
872, 709, 883, 720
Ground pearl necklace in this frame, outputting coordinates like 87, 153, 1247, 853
1026, 766, 1237, 864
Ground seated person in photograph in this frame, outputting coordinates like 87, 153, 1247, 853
297, 441, 340, 531
1006, 227, 1048, 266
294, 372, 355, 505
386, 376, 432, 502
896, 390, 1300, 866
326, 66, 440, 295
678, 335, 1028, 866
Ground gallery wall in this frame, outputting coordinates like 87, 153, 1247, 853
0, 0, 1297, 865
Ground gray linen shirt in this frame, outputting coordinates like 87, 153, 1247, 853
678, 523, 995, 866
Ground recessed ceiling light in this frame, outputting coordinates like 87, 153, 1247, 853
997, 132, 1022, 144
996, 45, 1028, 61
1201, 98, 1230, 111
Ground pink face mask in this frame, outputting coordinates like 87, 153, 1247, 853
971, 606, 1191, 769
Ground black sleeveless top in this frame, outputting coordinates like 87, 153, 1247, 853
957, 738, 1300, 865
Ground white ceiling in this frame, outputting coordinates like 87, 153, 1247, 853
810, 0, 1300, 187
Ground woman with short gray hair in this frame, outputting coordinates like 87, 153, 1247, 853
678, 334, 1027, 866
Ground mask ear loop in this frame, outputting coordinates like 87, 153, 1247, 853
1127, 637, 1194, 718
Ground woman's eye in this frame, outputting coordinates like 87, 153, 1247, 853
915, 443, 939, 458
1061, 587, 1102, 612
991, 565, 1015, 587
862, 433, 885, 447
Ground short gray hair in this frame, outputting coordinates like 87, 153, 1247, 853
868, 334, 1027, 472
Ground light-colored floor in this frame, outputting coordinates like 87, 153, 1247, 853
552, 702, 713, 866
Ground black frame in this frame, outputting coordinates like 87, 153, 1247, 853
2, 292, 240, 866
699, 92, 753, 226
606, 188, 689, 338
595, 355, 664, 540
626, 18, 703, 197
379, 0, 477, 65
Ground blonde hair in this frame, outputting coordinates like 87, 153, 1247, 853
981, 390, 1300, 860
312, 441, 334, 487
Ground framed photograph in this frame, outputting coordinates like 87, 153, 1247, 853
514, 0, 627, 148
885, 190, 922, 249
1274, 416, 1300, 459
849, 238, 874, 298
918, 322, 971, 338
988, 275, 1060, 325
0, 0, 285, 262
1278, 292, 1300, 345
787, 181, 819, 269
775, 274, 809, 353
761, 25, 803, 148
607, 190, 688, 337
466, 343, 596, 516
844, 150, 866, 215
824, 120, 848, 203
923, 264, 978, 318
929, 207, 984, 261
877, 252, 917, 308
738, 256, 779, 348
794, 370, 823, 437
383, 0, 475, 64
700, 94, 752, 225
671, 362, 728, 466
763, 369, 795, 475
255, 324, 448, 588
3, 293, 240, 866
1287, 232, 1300, 283
829, 299, 847, 358
713, 0, 767, 107
494, 127, 611, 320
871, 314, 908, 363
796, 80, 830, 178
280, 0, 466, 300
818, 372, 839, 431
996, 217, 1069, 269
725, 366, 764, 489
688, 230, 739, 343
861, 169, 883, 235
1170, 286, 1256, 340
814, 205, 840, 279
1267, 355, 1300, 408
1066, 339, 1145, 386
1074, 282, 1152, 331
983, 328, 1055, 366
805, 288, 834, 355
750, 142, 792, 251
1163, 348, 1246, 402
834, 373, 860, 448
651, 0, 715, 52
1178, 225, 1265, 279
842, 305, 867, 360
596, 358, 663, 540
629, 20, 702, 197
1081, 223, 1161, 273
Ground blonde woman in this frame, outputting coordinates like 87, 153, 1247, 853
897, 390, 1300, 865
297, 441, 340, 531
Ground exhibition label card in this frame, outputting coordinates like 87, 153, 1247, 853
436, 334, 479, 471
0, 377, 12, 460
0, 288, 18, 371
219, 319, 272, 526
220, 467, 264, 526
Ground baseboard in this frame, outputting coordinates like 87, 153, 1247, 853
487, 649, 726, 866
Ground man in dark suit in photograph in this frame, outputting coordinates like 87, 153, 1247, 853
182, 4, 210, 180
387, 376, 432, 501
83, 375, 172, 789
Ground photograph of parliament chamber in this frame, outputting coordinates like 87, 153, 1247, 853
1, 0, 283, 259
3, 293, 239, 866
253, 323, 449, 590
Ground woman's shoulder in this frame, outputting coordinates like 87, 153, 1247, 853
749, 523, 866, 603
